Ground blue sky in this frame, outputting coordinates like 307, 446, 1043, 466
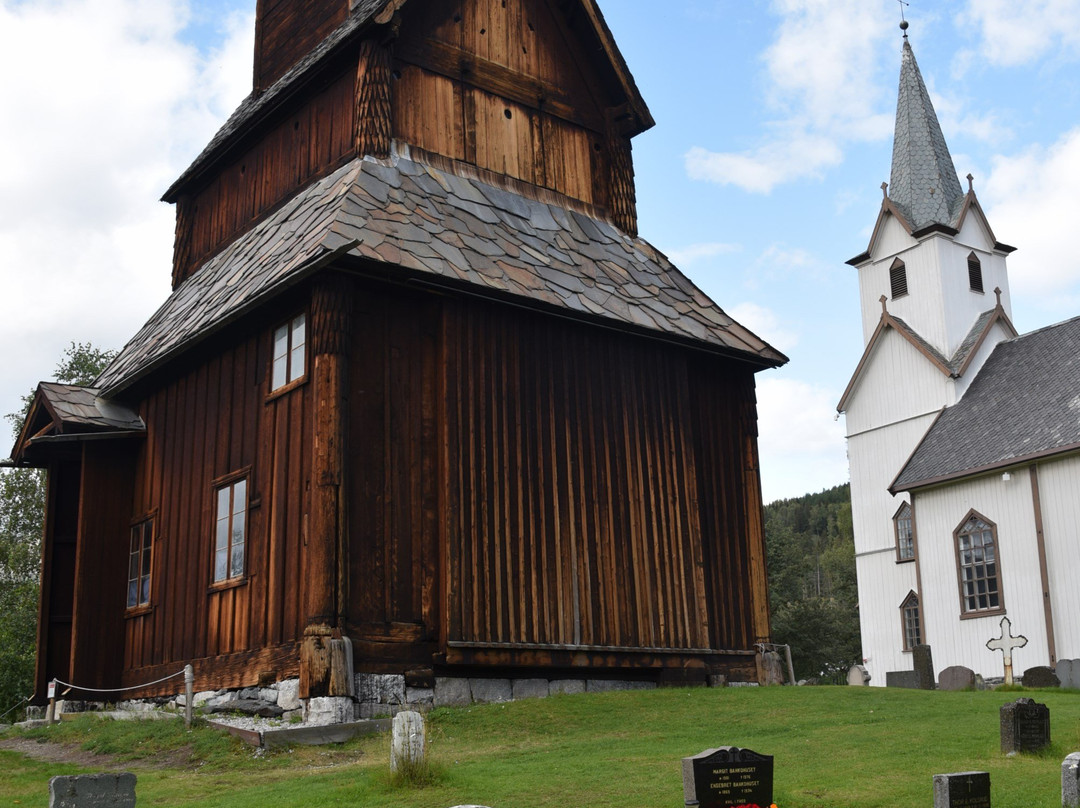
3, 0, 1080, 502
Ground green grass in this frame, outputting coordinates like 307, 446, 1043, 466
2, 686, 1079, 807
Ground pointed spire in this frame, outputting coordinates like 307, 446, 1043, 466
888, 36, 964, 231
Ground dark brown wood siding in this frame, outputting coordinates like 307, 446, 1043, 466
440, 298, 765, 656
121, 309, 313, 691
173, 69, 357, 287
346, 286, 442, 668
254, 0, 349, 91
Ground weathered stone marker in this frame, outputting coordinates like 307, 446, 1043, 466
1000, 698, 1050, 754
681, 746, 773, 808
390, 710, 426, 772
938, 665, 976, 692
1021, 665, 1060, 688
1057, 658, 1080, 690
912, 644, 935, 689
1063, 752, 1080, 808
49, 773, 136, 808
933, 771, 990, 808
847, 664, 870, 686
1062, 751, 1080, 808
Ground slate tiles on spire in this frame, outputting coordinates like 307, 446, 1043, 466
98, 152, 786, 395
889, 40, 965, 231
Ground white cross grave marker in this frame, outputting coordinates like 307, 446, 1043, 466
986, 616, 1027, 685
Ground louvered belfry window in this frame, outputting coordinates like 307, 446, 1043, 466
968, 252, 984, 293
890, 258, 908, 299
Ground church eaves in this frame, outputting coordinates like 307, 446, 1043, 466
888, 39, 964, 231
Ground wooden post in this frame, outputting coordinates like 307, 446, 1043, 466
183, 664, 194, 728
301, 273, 354, 699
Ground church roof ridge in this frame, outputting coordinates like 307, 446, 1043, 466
888, 37, 965, 231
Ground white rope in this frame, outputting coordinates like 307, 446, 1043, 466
52, 668, 187, 695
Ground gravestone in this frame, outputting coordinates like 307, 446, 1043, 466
1000, 698, 1050, 754
681, 747, 773, 808
847, 665, 870, 686
49, 773, 136, 808
1021, 666, 1060, 688
391, 711, 426, 772
1058, 659, 1080, 690
1063, 752, 1080, 808
933, 771, 990, 808
912, 644, 935, 689
938, 666, 976, 691
886, 670, 919, 689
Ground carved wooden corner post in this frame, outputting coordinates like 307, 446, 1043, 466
301, 273, 355, 699
605, 109, 638, 237
354, 33, 394, 159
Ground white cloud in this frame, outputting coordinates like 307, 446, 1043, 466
957, 0, 1080, 67
0, 0, 253, 428
685, 0, 894, 194
728, 302, 800, 353
665, 241, 741, 266
756, 376, 848, 503
982, 127, 1080, 301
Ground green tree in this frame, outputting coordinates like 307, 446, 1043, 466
765, 483, 861, 682
0, 342, 116, 719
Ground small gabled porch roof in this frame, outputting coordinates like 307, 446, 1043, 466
8, 383, 145, 467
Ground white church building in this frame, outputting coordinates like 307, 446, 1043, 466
839, 29, 1080, 685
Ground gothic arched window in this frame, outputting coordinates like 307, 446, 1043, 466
968, 252, 984, 294
954, 510, 1004, 617
900, 591, 921, 651
890, 257, 908, 299
894, 501, 915, 562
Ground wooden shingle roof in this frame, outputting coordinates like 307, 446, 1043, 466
98, 152, 786, 396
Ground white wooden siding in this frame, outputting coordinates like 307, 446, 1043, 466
1029, 457, 1080, 661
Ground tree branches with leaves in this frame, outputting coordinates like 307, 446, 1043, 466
1, 342, 116, 718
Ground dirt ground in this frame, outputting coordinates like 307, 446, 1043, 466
0, 735, 194, 770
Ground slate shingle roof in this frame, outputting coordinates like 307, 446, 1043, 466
35, 383, 145, 433
888, 40, 965, 232
98, 152, 786, 395
892, 315, 1080, 491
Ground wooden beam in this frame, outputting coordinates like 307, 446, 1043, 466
355, 38, 393, 159
394, 38, 591, 130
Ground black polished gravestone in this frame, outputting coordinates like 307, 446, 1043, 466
681, 747, 774, 808
1000, 698, 1050, 754
933, 771, 990, 808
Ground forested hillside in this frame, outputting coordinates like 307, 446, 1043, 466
764, 483, 860, 682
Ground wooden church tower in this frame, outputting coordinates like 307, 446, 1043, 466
838, 26, 1018, 683
13, 0, 786, 704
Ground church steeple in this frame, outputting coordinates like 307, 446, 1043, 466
888, 37, 965, 231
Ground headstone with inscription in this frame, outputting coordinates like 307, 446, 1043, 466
933, 771, 990, 808
681, 747, 774, 808
1000, 698, 1050, 754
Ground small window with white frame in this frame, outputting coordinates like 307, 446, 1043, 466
900, 591, 921, 651
894, 501, 915, 562
271, 312, 307, 391
213, 476, 247, 583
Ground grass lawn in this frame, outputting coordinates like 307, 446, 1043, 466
2, 686, 1078, 807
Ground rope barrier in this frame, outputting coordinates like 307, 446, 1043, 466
52, 668, 187, 695
0, 695, 30, 722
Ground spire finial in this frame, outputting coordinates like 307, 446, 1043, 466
880, 295, 889, 314
881, 181, 889, 199
898, 0, 910, 37
995, 287, 1002, 307
967, 173, 975, 193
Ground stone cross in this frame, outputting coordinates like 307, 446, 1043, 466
986, 617, 1027, 685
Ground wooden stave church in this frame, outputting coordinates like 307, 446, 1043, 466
11, 0, 786, 704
